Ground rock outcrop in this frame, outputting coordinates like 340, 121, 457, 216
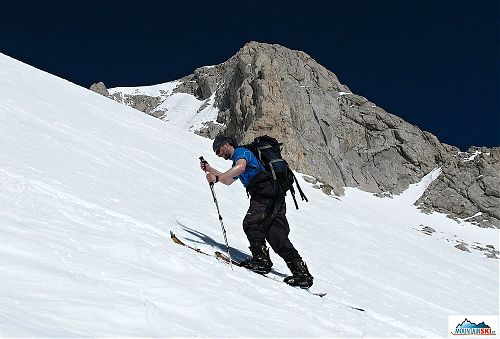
89, 82, 109, 97
90, 82, 166, 119
90, 42, 499, 228
417, 147, 500, 227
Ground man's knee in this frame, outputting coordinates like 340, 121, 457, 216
243, 210, 265, 232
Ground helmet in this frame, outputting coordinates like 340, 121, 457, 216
212, 135, 235, 153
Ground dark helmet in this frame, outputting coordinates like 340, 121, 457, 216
212, 135, 235, 153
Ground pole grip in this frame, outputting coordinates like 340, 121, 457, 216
200, 156, 208, 172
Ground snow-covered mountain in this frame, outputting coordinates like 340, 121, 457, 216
0, 53, 498, 337
91, 42, 500, 229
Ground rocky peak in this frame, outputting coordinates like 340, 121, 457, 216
210, 43, 453, 193
90, 41, 499, 228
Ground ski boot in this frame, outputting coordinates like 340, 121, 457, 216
241, 243, 273, 274
284, 259, 314, 289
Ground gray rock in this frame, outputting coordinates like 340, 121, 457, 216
421, 226, 436, 235
416, 147, 500, 228
303, 176, 318, 184
454, 243, 470, 252
109, 92, 163, 116
374, 192, 393, 198
471, 243, 499, 259
90, 82, 110, 97
194, 121, 224, 139
173, 65, 222, 100
90, 81, 166, 118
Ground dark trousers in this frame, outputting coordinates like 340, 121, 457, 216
242, 192, 302, 263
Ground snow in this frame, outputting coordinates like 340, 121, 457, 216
162, 91, 220, 131
1, 52, 498, 337
457, 150, 491, 162
108, 79, 220, 132
465, 151, 482, 162
109, 80, 181, 97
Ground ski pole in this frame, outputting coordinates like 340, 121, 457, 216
200, 156, 233, 270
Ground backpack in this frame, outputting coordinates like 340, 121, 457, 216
241, 135, 308, 209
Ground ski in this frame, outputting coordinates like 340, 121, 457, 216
170, 231, 213, 257
214, 250, 244, 267
215, 251, 329, 297
216, 251, 365, 311
170, 232, 365, 312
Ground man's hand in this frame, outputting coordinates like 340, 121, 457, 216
199, 157, 238, 186
200, 160, 211, 172
206, 172, 217, 183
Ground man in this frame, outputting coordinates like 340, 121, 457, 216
200, 135, 313, 288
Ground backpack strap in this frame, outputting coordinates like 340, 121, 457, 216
268, 159, 285, 180
292, 172, 308, 203
236, 145, 266, 172
289, 185, 299, 210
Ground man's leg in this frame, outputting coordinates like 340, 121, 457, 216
264, 199, 314, 288
263, 199, 301, 262
241, 198, 273, 273
242, 199, 268, 246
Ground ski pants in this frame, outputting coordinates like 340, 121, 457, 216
242, 194, 302, 262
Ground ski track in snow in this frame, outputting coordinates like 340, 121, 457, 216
0, 52, 498, 337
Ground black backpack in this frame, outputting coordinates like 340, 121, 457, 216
242, 135, 308, 209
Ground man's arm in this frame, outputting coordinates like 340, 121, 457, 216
205, 166, 223, 176
217, 158, 246, 185
201, 159, 246, 185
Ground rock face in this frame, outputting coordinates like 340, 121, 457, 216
417, 147, 500, 227
90, 42, 499, 228
177, 43, 455, 199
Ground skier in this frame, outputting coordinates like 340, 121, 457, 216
200, 135, 313, 288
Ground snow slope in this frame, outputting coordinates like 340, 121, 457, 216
0, 53, 498, 337
108, 79, 220, 132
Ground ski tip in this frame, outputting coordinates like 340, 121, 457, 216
170, 231, 177, 240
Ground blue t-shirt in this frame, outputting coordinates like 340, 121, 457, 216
231, 147, 264, 187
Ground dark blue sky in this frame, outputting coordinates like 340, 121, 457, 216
1, 0, 498, 150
